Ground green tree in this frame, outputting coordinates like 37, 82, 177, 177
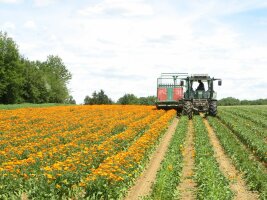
139, 96, 157, 105
40, 55, 72, 103
84, 90, 113, 105
21, 58, 49, 103
117, 94, 139, 105
218, 97, 267, 106
218, 97, 240, 106
240, 99, 267, 105
84, 95, 92, 105
0, 32, 24, 104
65, 95, 76, 104
0, 32, 72, 104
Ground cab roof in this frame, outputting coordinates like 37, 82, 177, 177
189, 74, 211, 80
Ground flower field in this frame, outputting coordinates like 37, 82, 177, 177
0, 105, 176, 199
0, 105, 266, 199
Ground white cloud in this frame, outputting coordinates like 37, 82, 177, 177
24, 20, 36, 29
2, 22, 16, 30
176, 0, 267, 19
3, 1, 267, 103
20, 14, 266, 103
0, 0, 22, 3
78, 0, 154, 17
259, 19, 267, 25
33, 0, 58, 7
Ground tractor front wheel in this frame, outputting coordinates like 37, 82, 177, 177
209, 101, 217, 116
184, 101, 193, 120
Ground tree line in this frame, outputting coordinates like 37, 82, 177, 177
0, 32, 74, 104
218, 97, 267, 106
84, 90, 156, 105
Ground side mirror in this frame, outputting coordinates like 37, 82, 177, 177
180, 81, 184, 86
218, 80, 222, 86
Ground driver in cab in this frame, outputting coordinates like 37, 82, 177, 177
196, 80, 205, 91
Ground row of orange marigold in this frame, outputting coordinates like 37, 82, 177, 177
0, 105, 176, 198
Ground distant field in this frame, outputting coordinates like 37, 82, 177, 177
0, 103, 73, 110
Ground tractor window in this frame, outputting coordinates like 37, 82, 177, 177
192, 80, 208, 91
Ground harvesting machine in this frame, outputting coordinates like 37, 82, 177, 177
155, 73, 222, 119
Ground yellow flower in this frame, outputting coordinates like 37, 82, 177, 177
43, 166, 52, 171
167, 165, 173, 171
62, 179, 68, 184
45, 174, 53, 179
79, 182, 86, 187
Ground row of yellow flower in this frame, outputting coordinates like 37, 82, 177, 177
0, 105, 176, 199
0, 106, 143, 159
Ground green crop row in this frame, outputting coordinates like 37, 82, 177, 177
217, 111, 267, 162
0, 103, 71, 110
219, 108, 267, 134
193, 116, 233, 200
208, 117, 267, 199
147, 116, 188, 199
218, 109, 266, 138
219, 107, 267, 129
235, 106, 267, 118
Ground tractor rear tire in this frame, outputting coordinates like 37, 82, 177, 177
184, 101, 193, 120
209, 101, 217, 116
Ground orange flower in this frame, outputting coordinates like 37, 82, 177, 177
0, 105, 175, 193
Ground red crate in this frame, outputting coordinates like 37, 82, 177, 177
173, 88, 183, 100
157, 88, 167, 101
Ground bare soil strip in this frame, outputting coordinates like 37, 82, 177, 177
124, 118, 179, 200
203, 118, 259, 200
177, 120, 197, 200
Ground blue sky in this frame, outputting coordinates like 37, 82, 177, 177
1, 0, 267, 103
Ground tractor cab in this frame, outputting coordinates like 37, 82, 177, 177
182, 74, 222, 119
183, 74, 221, 100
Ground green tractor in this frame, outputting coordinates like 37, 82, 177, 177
156, 73, 222, 119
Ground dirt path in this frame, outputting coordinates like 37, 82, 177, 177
203, 117, 259, 200
177, 120, 197, 200
124, 118, 179, 200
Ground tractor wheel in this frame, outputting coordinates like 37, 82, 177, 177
209, 101, 217, 116
184, 101, 193, 120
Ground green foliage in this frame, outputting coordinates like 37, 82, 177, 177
0, 31, 24, 104
218, 97, 240, 106
218, 97, 267, 106
0, 103, 69, 110
139, 96, 157, 105
21, 59, 49, 103
219, 106, 267, 128
240, 98, 267, 105
117, 94, 139, 105
84, 90, 113, 105
117, 94, 156, 105
148, 117, 188, 199
217, 109, 267, 162
234, 105, 267, 118
39, 55, 72, 103
208, 117, 267, 199
64, 96, 76, 104
0, 31, 72, 104
193, 116, 233, 200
